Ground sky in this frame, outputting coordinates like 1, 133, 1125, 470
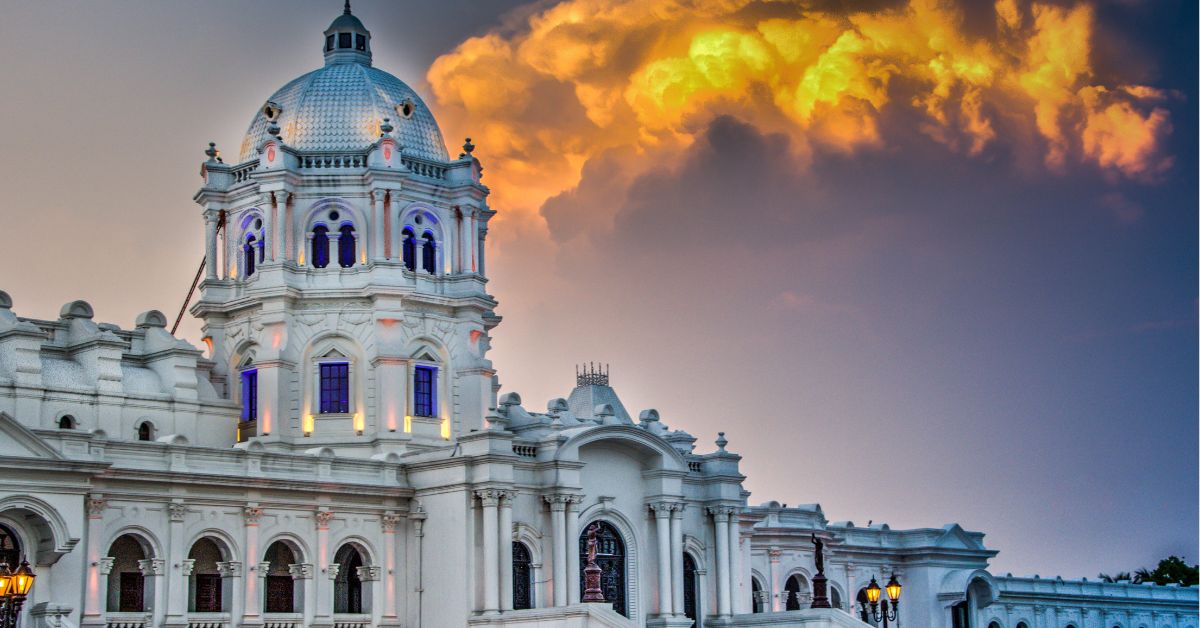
0, 0, 1194, 579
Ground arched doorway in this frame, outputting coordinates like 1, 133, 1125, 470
187, 538, 226, 612
263, 541, 299, 613
751, 577, 764, 613
0, 524, 19, 567
107, 534, 150, 612
785, 574, 808, 611
683, 552, 698, 624
579, 521, 627, 617
513, 541, 533, 610
830, 586, 842, 610
333, 544, 365, 614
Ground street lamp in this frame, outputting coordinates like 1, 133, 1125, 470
859, 574, 901, 628
0, 560, 36, 628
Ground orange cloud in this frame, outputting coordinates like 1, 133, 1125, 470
427, 0, 1174, 224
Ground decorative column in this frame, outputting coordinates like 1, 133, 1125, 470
242, 505, 264, 624
546, 496, 568, 606
165, 501, 188, 626
204, 212, 219, 280
499, 492, 517, 612
381, 513, 401, 622
728, 511, 742, 615
413, 237, 427, 274
565, 495, 583, 605
372, 189, 387, 262
710, 507, 732, 617
477, 490, 501, 614
330, 233, 341, 269
466, 209, 478, 273
670, 504, 685, 617
83, 496, 107, 624
138, 558, 166, 626
767, 547, 782, 612
315, 510, 334, 621
387, 193, 402, 260
478, 226, 488, 276
272, 191, 290, 262
650, 503, 674, 616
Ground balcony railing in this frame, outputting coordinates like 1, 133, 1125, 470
332, 614, 372, 628
187, 612, 232, 628
105, 613, 151, 628
263, 614, 304, 628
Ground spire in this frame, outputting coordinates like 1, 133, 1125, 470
344, 0, 352, 14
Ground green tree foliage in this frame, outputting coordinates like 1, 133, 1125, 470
1100, 557, 1198, 587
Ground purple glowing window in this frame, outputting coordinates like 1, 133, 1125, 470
414, 365, 436, 417
312, 226, 330, 268
319, 362, 350, 414
241, 369, 258, 421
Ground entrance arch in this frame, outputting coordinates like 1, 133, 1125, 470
579, 521, 627, 617
683, 552, 698, 624
0, 524, 19, 567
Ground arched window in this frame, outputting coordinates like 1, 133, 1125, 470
578, 521, 627, 617
513, 541, 533, 610
264, 541, 298, 613
402, 228, 416, 271
951, 599, 971, 628
58, 415, 76, 429
1017, 623, 1029, 628
683, 552, 698, 622
338, 225, 356, 268
188, 538, 226, 613
241, 364, 258, 422
988, 622, 1002, 628
421, 232, 436, 273
0, 524, 20, 567
786, 575, 806, 611
137, 421, 153, 442
243, 234, 258, 277
333, 544, 365, 614
312, 226, 330, 268
751, 577, 764, 613
830, 586, 842, 610
107, 534, 149, 612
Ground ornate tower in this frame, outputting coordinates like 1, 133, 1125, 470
191, 4, 498, 455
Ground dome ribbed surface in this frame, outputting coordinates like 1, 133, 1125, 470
239, 63, 449, 164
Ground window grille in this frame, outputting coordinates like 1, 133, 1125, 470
414, 366, 436, 417
319, 362, 350, 414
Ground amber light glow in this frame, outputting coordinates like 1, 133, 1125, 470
886, 574, 902, 602
866, 576, 882, 604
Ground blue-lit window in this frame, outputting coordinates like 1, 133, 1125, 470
421, 233, 436, 273
244, 235, 257, 277
312, 226, 330, 268
339, 225, 356, 268
402, 228, 415, 270
241, 369, 258, 421
319, 362, 350, 414
414, 365, 436, 417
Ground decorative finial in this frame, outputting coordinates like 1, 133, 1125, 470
380, 117, 394, 136
267, 120, 281, 138
205, 142, 219, 162
344, 0, 352, 15
463, 137, 475, 155
716, 432, 727, 452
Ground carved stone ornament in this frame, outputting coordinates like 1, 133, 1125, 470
289, 563, 314, 580
244, 505, 264, 524
168, 502, 187, 522
357, 565, 382, 582
97, 557, 115, 575
217, 561, 243, 578
86, 496, 106, 518
315, 509, 335, 529
327, 563, 341, 580
138, 558, 165, 576
180, 559, 196, 576
381, 513, 402, 533
257, 561, 273, 578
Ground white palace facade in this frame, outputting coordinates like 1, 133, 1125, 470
0, 6, 1194, 628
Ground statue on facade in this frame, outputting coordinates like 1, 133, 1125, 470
582, 523, 606, 603
811, 533, 833, 609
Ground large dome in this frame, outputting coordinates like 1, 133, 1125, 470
237, 6, 448, 163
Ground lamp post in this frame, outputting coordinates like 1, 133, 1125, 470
859, 574, 901, 628
0, 560, 36, 628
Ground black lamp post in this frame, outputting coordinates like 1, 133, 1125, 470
0, 559, 36, 628
859, 574, 901, 628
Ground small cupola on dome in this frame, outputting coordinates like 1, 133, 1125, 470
323, 1, 371, 66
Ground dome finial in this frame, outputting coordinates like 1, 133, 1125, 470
344, 0, 352, 14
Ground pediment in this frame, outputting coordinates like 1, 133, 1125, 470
935, 524, 980, 550
0, 413, 64, 460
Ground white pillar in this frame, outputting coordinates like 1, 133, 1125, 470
499, 492, 515, 612
204, 212, 219, 280
548, 497, 568, 607
728, 512, 742, 614
712, 507, 731, 617
315, 510, 333, 621
479, 490, 501, 613
565, 496, 582, 605
273, 191, 289, 262
467, 210, 478, 273
329, 232, 341, 269
768, 547, 782, 612
670, 505, 685, 617
83, 496, 106, 623
387, 193, 402, 260
243, 506, 264, 623
652, 503, 673, 616
382, 513, 400, 622
165, 502, 187, 624
413, 238, 427, 274
372, 189, 387, 262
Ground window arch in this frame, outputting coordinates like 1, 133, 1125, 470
107, 534, 151, 612
829, 585, 842, 610
402, 228, 415, 271
243, 234, 258, 277
0, 524, 20, 567
338, 225, 356, 268
578, 521, 627, 617
683, 552, 698, 622
311, 225, 330, 268
989, 622, 1003, 628
513, 541, 533, 610
421, 232, 436, 273
264, 541, 300, 613
58, 415, 76, 429
1017, 623, 1029, 628
786, 574, 809, 611
751, 576, 765, 613
137, 421, 154, 442
333, 543, 367, 614
188, 538, 228, 613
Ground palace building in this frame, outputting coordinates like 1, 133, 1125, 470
0, 5, 1194, 628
